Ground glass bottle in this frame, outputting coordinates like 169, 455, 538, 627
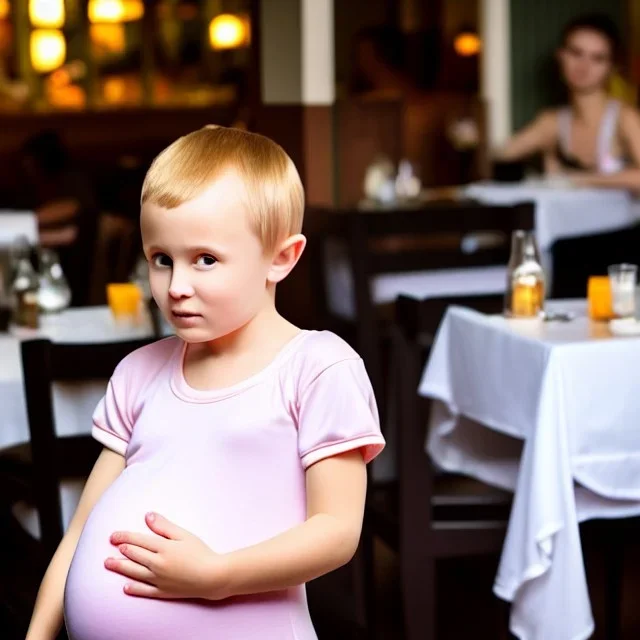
0, 249, 10, 331
12, 253, 40, 329
504, 231, 545, 318
37, 248, 72, 313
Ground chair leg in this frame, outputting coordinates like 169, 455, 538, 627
604, 530, 624, 640
352, 531, 376, 638
401, 554, 436, 640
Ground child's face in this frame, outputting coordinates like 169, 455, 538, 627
141, 171, 276, 343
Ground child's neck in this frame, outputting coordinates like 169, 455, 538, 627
182, 308, 301, 391
205, 306, 298, 358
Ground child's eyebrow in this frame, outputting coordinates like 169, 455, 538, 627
189, 245, 226, 256
143, 244, 227, 257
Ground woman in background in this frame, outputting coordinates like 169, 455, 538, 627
19, 131, 98, 306
498, 13, 640, 192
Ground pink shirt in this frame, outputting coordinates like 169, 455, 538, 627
64, 330, 384, 640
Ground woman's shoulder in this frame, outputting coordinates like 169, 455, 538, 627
618, 102, 640, 130
536, 108, 563, 128
529, 109, 562, 146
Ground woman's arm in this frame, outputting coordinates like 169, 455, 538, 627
26, 449, 125, 640
495, 110, 557, 162
572, 106, 640, 192
36, 199, 80, 226
39, 225, 78, 247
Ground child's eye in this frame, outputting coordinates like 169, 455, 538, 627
152, 253, 172, 268
196, 254, 217, 267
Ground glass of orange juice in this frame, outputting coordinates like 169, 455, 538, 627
587, 276, 613, 321
106, 283, 142, 322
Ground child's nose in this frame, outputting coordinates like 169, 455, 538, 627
168, 270, 195, 299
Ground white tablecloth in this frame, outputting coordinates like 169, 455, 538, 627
419, 300, 640, 640
324, 238, 507, 319
464, 182, 638, 251
0, 211, 38, 246
1, 306, 157, 537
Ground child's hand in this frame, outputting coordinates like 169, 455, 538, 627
105, 512, 230, 600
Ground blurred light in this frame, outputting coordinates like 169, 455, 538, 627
29, 0, 65, 28
49, 68, 71, 88
0, 0, 9, 20
209, 14, 249, 50
90, 23, 125, 54
47, 83, 86, 108
454, 31, 481, 57
88, 0, 144, 24
0, 21, 11, 54
104, 76, 126, 103
31, 29, 66, 73
66, 60, 87, 80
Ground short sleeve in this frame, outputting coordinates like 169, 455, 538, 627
91, 364, 132, 456
297, 358, 385, 469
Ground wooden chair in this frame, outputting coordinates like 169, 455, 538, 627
17, 338, 154, 559
382, 294, 630, 639
356, 293, 511, 639
308, 201, 534, 407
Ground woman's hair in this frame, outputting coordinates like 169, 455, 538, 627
561, 13, 622, 62
141, 126, 305, 253
21, 129, 69, 175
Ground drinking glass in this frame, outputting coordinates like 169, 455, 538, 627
608, 264, 637, 319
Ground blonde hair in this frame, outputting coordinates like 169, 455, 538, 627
141, 126, 305, 253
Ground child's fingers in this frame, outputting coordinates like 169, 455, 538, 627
111, 530, 162, 552
104, 557, 155, 583
123, 581, 171, 598
145, 512, 186, 540
117, 543, 157, 569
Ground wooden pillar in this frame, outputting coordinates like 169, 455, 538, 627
480, 0, 511, 148
254, 0, 335, 207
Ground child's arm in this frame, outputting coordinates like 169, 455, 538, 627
106, 449, 367, 599
220, 449, 367, 595
26, 448, 125, 640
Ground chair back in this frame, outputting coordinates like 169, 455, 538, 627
20, 337, 155, 557
309, 201, 534, 400
391, 292, 509, 542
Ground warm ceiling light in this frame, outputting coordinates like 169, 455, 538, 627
90, 23, 125, 55
29, 0, 65, 28
0, 0, 9, 20
454, 31, 481, 57
31, 29, 66, 74
88, 0, 144, 24
209, 14, 249, 50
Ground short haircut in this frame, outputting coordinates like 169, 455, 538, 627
141, 126, 305, 253
561, 13, 622, 62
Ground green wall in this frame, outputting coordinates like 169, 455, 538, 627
510, 0, 623, 131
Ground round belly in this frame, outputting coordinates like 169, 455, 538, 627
64, 467, 314, 640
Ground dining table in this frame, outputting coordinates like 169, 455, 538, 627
0, 210, 38, 246
463, 181, 639, 253
323, 180, 640, 321
419, 299, 640, 640
0, 305, 160, 538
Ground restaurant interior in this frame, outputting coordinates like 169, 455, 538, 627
3, 0, 640, 638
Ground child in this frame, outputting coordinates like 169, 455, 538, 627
26, 126, 385, 640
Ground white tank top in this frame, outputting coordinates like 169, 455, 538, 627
557, 100, 625, 174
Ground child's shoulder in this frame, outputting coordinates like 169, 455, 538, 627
292, 330, 363, 384
113, 336, 182, 381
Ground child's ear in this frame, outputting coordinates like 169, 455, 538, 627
267, 234, 307, 284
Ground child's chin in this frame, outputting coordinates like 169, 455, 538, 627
174, 327, 212, 342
